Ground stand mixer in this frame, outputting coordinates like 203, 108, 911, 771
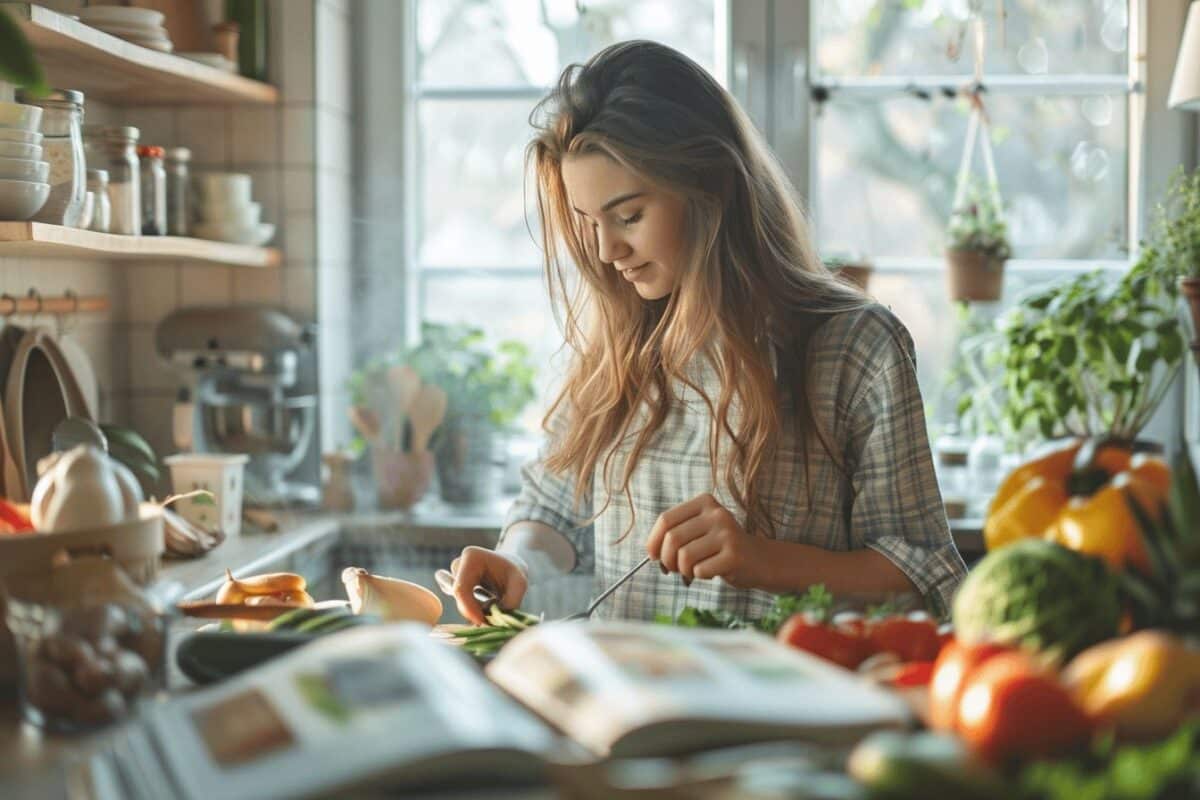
156, 307, 319, 506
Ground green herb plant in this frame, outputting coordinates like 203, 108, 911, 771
349, 322, 537, 450
946, 178, 1012, 263
1154, 167, 1200, 280
996, 247, 1184, 443
0, 7, 48, 94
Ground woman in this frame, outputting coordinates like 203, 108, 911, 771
448, 40, 966, 625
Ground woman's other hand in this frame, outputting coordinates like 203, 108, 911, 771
645, 493, 770, 589
447, 546, 529, 624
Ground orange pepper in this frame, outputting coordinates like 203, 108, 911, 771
984, 439, 1167, 573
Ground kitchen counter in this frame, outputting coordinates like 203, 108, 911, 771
0, 503, 986, 798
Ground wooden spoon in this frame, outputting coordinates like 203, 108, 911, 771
408, 384, 447, 453
386, 365, 421, 449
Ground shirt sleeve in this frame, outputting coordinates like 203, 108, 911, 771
501, 406, 595, 574
844, 316, 967, 619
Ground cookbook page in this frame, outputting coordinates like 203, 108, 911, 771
128, 624, 561, 800
487, 622, 911, 757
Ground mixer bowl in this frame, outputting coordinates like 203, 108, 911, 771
197, 393, 316, 479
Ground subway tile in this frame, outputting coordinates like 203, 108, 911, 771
176, 108, 230, 166
234, 268, 284, 306
283, 167, 316, 212
129, 324, 172, 392
284, 265, 316, 321
127, 392, 176, 461
123, 263, 179, 324
283, 106, 317, 165
283, 211, 316, 263
230, 107, 281, 165
279, 0, 316, 104
179, 265, 233, 306
121, 107, 177, 149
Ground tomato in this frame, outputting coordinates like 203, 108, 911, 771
777, 614, 870, 670
928, 640, 1011, 732
956, 652, 1092, 764
868, 617, 943, 663
890, 661, 935, 687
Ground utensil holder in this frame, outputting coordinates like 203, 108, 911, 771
372, 448, 434, 510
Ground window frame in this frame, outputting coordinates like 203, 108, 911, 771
402, 1, 1157, 349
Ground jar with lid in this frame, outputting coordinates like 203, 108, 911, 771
164, 147, 191, 236
104, 126, 141, 235
137, 146, 167, 236
82, 123, 108, 175
86, 169, 111, 233
16, 88, 86, 227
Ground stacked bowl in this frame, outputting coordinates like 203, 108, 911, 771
0, 102, 49, 221
192, 173, 275, 246
77, 5, 174, 53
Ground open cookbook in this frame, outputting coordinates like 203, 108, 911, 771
75, 622, 911, 799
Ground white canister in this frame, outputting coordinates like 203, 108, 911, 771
163, 454, 249, 536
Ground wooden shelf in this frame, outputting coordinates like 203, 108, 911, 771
4, 2, 277, 106
0, 222, 281, 267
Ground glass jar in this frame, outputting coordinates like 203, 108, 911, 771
82, 123, 108, 174
104, 126, 141, 235
164, 147, 191, 236
4, 558, 166, 734
87, 169, 111, 233
17, 88, 86, 227
138, 145, 167, 236
934, 429, 972, 519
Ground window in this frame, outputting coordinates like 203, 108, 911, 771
402, 1, 1141, 430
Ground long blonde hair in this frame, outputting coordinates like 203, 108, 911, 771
528, 41, 869, 539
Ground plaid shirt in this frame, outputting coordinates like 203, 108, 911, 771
503, 304, 967, 621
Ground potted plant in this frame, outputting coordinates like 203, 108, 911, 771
1154, 168, 1200, 364
994, 248, 1184, 447
352, 323, 536, 507
0, 7, 47, 92
944, 179, 1012, 303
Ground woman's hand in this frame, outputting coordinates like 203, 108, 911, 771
447, 546, 529, 625
645, 493, 771, 589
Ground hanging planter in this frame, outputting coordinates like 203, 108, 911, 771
943, 9, 1011, 304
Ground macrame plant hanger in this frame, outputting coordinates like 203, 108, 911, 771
945, 0, 1007, 304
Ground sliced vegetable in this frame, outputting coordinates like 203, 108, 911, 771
776, 614, 870, 670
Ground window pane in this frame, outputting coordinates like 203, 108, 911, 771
418, 0, 715, 88
418, 99, 542, 267
815, 93, 1127, 260
422, 275, 569, 430
815, 0, 1127, 78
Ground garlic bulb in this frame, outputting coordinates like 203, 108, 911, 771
31, 446, 143, 533
340, 567, 442, 625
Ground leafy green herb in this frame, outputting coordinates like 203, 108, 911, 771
1020, 720, 1200, 800
756, 585, 836, 633
946, 177, 1011, 262
0, 7, 48, 94
658, 607, 747, 630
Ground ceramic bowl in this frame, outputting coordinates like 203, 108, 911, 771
198, 200, 261, 228
76, 5, 165, 27
0, 103, 42, 134
0, 129, 43, 146
0, 158, 48, 183
191, 222, 275, 246
0, 142, 42, 161
195, 172, 252, 206
0, 179, 50, 221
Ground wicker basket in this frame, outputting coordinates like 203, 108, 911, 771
0, 504, 163, 685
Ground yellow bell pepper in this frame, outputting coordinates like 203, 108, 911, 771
1063, 631, 1200, 741
983, 439, 1168, 572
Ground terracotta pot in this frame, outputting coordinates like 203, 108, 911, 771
945, 249, 1005, 303
1179, 277, 1200, 366
371, 448, 434, 510
836, 264, 873, 292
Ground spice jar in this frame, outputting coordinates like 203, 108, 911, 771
934, 429, 972, 519
138, 145, 167, 236
87, 169, 111, 233
104, 126, 141, 235
16, 88, 86, 227
5, 558, 165, 734
164, 147, 191, 236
